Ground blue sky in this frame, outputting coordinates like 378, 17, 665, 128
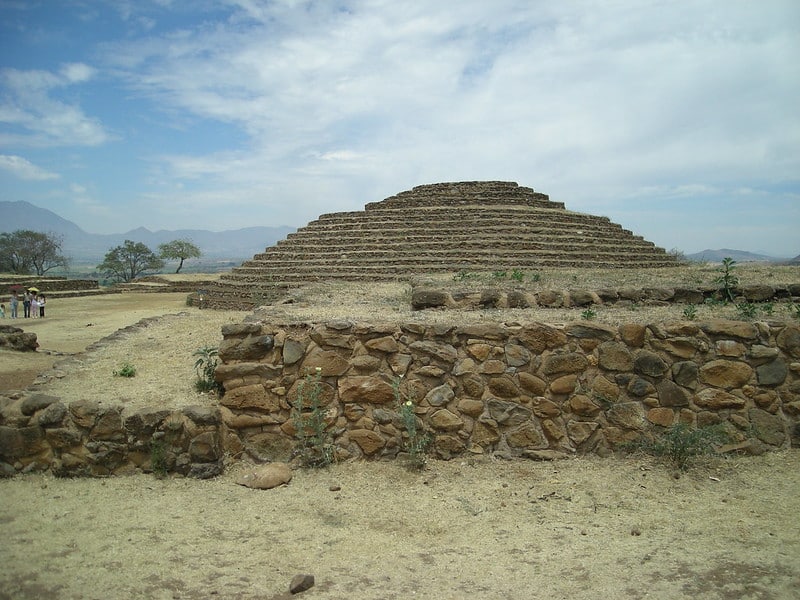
1, 0, 798, 257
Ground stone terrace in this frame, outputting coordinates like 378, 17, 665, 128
206, 181, 678, 309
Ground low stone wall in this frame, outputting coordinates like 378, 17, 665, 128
215, 318, 800, 462
411, 283, 800, 310
0, 277, 99, 297
2, 316, 798, 477
0, 395, 223, 478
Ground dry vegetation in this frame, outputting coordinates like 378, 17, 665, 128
1, 263, 799, 599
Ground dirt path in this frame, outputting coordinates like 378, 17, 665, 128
1, 452, 798, 599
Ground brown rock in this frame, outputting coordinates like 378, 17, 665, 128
550, 374, 578, 395
619, 324, 646, 347
517, 323, 567, 353
282, 338, 306, 365
656, 380, 690, 407
429, 409, 463, 431
488, 376, 519, 398
518, 372, 547, 396
591, 375, 619, 400
776, 326, 800, 359
460, 373, 485, 397
365, 335, 400, 353
472, 420, 501, 446
567, 420, 599, 445
597, 342, 634, 371
537, 290, 565, 307
350, 354, 381, 372
532, 398, 561, 418
699, 360, 753, 389
486, 399, 532, 427
301, 347, 350, 377
748, 408, 786, 446
424, 384, 455, 407
412, 289, 451, 310
694, 388, 746, 409
457, 398, 485, 417
69, 399, 101, 429
506, 422, 548, 449
479, 360, 506, 374
453, 358, 477, 376
466, 343, 492, 361
568, 394, 601, 416
542, 353, 588, 375
221, 384, 282, 412
338, 377, 395, 404
646, 407, 674, 427
236, 462, 293, 489
349, 429, 386, 455
410, 340, 459, 364
504, 343, 531, 367
634, 351, 669, 377
700, 320, 758, 340
289, 573, 315, 594
218, 334, 274, 361
189, 431, 220, 462
607, 402, 645, 430
565, 322, 616, 340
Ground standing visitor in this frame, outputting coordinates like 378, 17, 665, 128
30, 294, 39, 319
0, 304, 5, 318
10, 292, 18, 319
39, 294, 46, 318
23, 291, 31, 318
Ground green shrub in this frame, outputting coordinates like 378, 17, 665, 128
150, 438, 168, 478
193, 346, 224, 394
682, 304, 698, 320
714, 257, 739, 302
392, 377, 431, 470
113, 363, 136, 378
734, 302, 758, 320
510, 269, 525, 282
581, 308, 597, 320
627, 423, 729, 470
291, 368, 334, 468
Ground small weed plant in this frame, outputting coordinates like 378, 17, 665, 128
113, 363, 136, 378
628, 422, 729, 471
682, 304, 698, 320
492, 270, 507, 280
510, 269, 525, 282
734, 302, 758, 320
714, 257, 739, 302
150, 438, 168, 478
392, 377, 431, 470
193, 346, 224, 394
581, 308, 597, 320
453, 270, 479, 282
790, 303, 800, 320
291, 368, 334, 468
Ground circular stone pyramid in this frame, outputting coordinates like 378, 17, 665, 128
206, 181, 677, 308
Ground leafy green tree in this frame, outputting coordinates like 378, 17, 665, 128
158, 239, 201, 273
0, 230, 68, 275
97, 240, 164, 283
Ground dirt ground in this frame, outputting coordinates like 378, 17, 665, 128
1, 274, 800, 599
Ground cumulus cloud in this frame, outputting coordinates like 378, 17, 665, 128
0, 154, 59, 180
0, 62, 109, 147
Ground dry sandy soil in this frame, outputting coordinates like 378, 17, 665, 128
2, 265, 800, 599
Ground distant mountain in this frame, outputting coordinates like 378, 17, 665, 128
684, 249, 788, 263
0, 200, 296, 263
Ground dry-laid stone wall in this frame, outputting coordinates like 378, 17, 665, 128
411, 283, 800, 310
215, 318, 800, 462
3, 316, 798, 477
0, 395, 223, 478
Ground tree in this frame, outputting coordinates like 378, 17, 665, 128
158, 239, 201, 274
97, 240, 165, 283
0, 230, 68, 275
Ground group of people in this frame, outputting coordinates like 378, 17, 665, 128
1, 290, 46, 319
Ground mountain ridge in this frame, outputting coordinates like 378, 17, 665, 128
0, 200, 296, 262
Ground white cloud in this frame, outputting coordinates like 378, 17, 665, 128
0, 154, 59, 180
0, 63, 109, 147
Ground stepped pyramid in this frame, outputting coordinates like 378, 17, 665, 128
206, 181, 677, 309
